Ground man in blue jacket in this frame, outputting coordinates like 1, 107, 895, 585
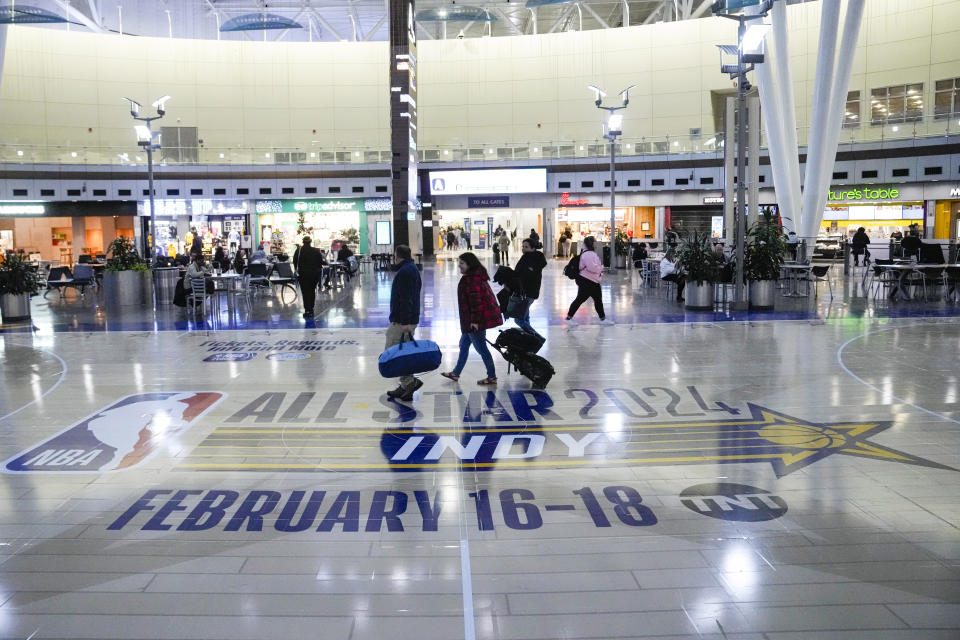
385, 244, 423, 401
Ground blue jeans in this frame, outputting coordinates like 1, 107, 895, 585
514, 304, 536, 334
453, 331, 496, 378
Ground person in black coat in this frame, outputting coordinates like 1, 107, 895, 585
851, 227, 871, 266
528, 228, 540, 247
384, 244, 423, 401
294, 237, 324, 319
512, 238, 547, 335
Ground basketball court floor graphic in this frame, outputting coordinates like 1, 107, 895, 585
0, 267, 959, 639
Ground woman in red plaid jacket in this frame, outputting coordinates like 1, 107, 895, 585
441, 252, 503, 385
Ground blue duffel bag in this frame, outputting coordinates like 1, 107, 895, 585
378, 335, 442, 378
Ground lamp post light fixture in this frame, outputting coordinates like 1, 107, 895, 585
589, 84, 635, 277
123, 95, 169, 260
713, 0, 772, 309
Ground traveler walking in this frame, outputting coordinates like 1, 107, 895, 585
565, 236, 612, 324
294, 237, 323, 319
528, 228, 540, 247
441, 252, 503, 385
513, 238, 547, 335
385, 244, 424, 401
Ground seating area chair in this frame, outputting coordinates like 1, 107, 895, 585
78, 254, 93, 264
945, 267, 960, 303
271, 262, 298, 301
71, 264, 96, 296
43, 266, 75, 298
868, 260, 896, 299
808, 265, 833, 299
246, 263, 271, 292
188, 277, 213, 316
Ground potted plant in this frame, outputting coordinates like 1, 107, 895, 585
614, 228, 630, 269
744, 210, 787, 310
102, 236, 152, 306
675, 231, 720, 310
0, 253, 41, 321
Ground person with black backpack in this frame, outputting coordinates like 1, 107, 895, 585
564, 236, 612, 325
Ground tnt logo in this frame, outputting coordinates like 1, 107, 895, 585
3, 392, 224, 474
680, 483, 787, 522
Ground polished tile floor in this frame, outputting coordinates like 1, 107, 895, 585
0, 256, 959, 639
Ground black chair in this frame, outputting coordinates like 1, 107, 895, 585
945, 267, 960, 303
809, 265, 833, 299
71, 264, 96, 296
919, 243, 945, 265
271, 261, 297, 301
78, 254, 93, 264
95, 253, 106, 262
246, 263, 270, 291
44, 267, 75, 298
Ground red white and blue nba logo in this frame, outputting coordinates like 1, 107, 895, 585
3, 392, 225, 473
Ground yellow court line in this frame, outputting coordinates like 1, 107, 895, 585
622, 442, 816, 454
208, 419, 777, 435
186, 453, 362, 459
195, 445, 368, 449
178, 453, 796, 470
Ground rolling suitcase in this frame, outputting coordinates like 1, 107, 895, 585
494, 328, 545, 354
378, 335, 442, 378
488, 339, 555, 389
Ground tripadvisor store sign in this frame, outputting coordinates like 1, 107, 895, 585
828, 186, 901, 202
255, 199, 390, 215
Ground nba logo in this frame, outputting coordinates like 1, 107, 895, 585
432, 178, 445, 193
3, 392, 225, 473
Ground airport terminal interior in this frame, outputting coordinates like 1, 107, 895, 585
1, 1, 960, 639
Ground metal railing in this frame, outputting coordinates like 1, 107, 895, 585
0, 115, 957, 167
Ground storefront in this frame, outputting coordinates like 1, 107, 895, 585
820, 185, 924, 240
932, 186, 960, 240
254, 198, 391, 256
434, 200, 543, 251
0, 201, 136, 264
555, 197, 655, 250
139, 200, 252, 257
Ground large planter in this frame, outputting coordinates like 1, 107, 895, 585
749, 280, 777, 310
615, 253, 627, 269
684, 281, 715, 310
0, 293, 30, 321
102, 270, 152, 307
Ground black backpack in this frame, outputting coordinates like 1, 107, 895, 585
563, 252, 581, 280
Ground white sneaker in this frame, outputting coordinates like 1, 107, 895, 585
599, 318, 615, 326
565, 316, 577, 325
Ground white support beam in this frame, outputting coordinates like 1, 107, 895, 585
347, 0, 364, 41
642, 1, 668, 25
580, 2, 610, 30
51, 0, 106, 33
622, 0, 629, 27
311, 10, 345, 42
363, 14, 387, 41
547, 4, 575, 33
495, 8, 524, 35
690, 0, 714, 19
85, 0, 102, 26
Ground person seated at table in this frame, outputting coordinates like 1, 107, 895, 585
851, 227, 871, 266
213, 245, 230, 272
337, 243, 354, 263
633, 242, 648, 267
232, 249, 247, 274
901, 231, 922, 261
785, 231, 799, 260
660, 248, 685, 302
250, 244, 271, 264
184, 253, 210, 293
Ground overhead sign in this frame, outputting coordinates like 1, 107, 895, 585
827, 186, 901, 202
703, 196, 725, 205
428, 168, 547, 195
255, 199, 367, 215
0, 204, 45, 215
468, 196, 510, 208
559, 192, 591, 207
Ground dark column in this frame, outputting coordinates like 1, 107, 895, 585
389, 0, 418, 249
419, 170, 434, 256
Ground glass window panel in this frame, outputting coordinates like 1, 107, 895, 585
934, 90, 953, 117
888, 96, 905, 120
890, 85, 905, 96
936, 79, 953, 91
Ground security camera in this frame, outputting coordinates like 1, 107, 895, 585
457, 29, 464, 39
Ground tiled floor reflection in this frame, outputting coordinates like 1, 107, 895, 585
0, 258, 958, 639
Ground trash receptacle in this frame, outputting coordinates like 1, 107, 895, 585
153, 267, 179, 305
603, 245, 611, 267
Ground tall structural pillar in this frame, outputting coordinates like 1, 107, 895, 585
389, 0, 418, 250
